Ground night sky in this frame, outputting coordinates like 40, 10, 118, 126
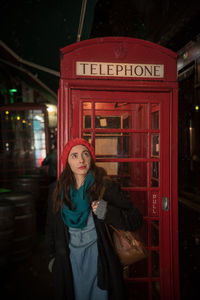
1, 0, 200, 93
0, 0, 97, 92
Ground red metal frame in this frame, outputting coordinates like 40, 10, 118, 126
58, 37, 179, 300
71, 90, 172, 299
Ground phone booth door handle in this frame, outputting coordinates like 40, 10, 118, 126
162, 197, 169, 211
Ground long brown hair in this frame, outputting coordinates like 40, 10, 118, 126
53, 159, 110, 213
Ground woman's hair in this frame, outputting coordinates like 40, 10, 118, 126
53, 158, 110, 213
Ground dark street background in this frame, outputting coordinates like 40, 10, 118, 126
1, 1, 200, 299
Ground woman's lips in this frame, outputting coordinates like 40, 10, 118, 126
78, 166, 86, 170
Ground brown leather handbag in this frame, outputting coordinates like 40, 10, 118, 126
99, 186, 147, 266
105, 224, 147, 266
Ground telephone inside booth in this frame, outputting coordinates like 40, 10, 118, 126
58, 37, 179, 300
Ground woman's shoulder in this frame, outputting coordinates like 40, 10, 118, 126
104, 178, 121, 191
103, 180, 132, 208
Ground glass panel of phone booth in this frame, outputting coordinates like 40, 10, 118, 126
83, 102, 92, 129
85, 132, 148, 158
94, 102, 149, 129
151, 104, 160, 129
93, 133, 148, 158
82, 98, 162, 300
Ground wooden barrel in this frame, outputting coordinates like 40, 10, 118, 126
0, 200, 14, 267
36, 174, 50, 232
0, 188, 11, 194
14, 176, 40, 201
17, 172, 50, 232
0, 192, 36, 262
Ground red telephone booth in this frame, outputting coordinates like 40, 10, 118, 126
58, 37, 179, 300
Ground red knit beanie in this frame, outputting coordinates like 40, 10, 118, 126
62, 138, 96, 166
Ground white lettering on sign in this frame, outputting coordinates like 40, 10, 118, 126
152, 194, 157, 215
151, 191, 160, 216
76, 61, 164, 78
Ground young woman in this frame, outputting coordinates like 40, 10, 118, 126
45, 138, 143, 300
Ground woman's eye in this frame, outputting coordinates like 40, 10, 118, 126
83, 151, 89, 157
71, 154, 77, 159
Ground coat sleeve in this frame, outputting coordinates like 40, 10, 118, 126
45, 181, 57, 264
103, 182, 143, 231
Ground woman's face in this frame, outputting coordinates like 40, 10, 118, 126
68, 144, 91, 179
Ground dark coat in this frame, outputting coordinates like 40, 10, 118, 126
45, 181, 143, 300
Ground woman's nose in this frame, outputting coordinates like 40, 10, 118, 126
79, 154, 84, 162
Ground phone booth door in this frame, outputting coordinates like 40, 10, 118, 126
71, 89, 173, 300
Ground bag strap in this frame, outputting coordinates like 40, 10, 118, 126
109, 224, 128, 239
98, 186, 115, 246
98, 186, 106, 201
99, 186, 134, 246
99, 185, 125, 242
105, 223, 114, 246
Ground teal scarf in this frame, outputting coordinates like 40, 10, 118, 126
61, 171, 94, 229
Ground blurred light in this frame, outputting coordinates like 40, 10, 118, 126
22, 120, 26, 124
9, 89, 18, 93
9, 89, 18, 103
183, 52, 188, 60
16, 116, 20, 120
46, 104, 57, 128
34, 115, 43, 122
47, 105, 54, 112
195, 105, 199, 111
5, 142, 9, 151
28, 122, 32, 126
5, 111, 9, 115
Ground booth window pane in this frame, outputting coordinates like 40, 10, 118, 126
151, 220, 159, 246
119, 162, 148, 187
151, 133, 160, 157
95, 102, 122, 129
151, 161, 159, 187
83, 133, 92, 142
83, 102, 92, 129
84, 116, 121, 129
95, 135, 118, 157
152, 250, 160, 277
151, 104, 160, 129
97, 161, 148, 187
152, 281, 160, 300
129, 260, 148, 278
95, 102, 148, 129
124, 191, 148, 217
95, 115, 121, 129
94, 133, 148, 158
96, 162, 119, 176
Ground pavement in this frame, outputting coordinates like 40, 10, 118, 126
1, 233, 54, 300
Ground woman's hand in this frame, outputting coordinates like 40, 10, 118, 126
91, 201, 100, 214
